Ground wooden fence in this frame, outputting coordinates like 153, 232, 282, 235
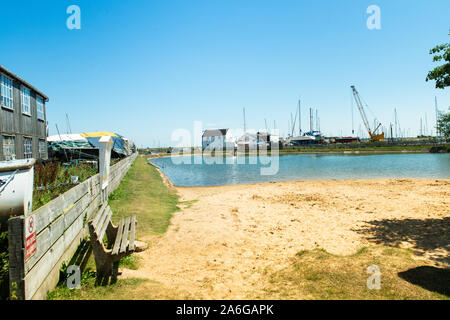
8, 153, 137, 300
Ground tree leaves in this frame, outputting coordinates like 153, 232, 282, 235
426, 43, 450, 89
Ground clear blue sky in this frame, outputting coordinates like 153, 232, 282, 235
1, 0, 449, 147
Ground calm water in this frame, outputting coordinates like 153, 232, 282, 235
150, 153, 450, 187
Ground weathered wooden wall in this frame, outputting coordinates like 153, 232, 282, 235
0, 76, 48, 161
8, 153, 137, 300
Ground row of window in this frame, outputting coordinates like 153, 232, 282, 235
0, 74, 45, 120
2, 135, 46, 160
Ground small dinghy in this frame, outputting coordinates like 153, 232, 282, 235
0, 159, 35, 219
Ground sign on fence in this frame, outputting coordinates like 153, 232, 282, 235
25, 214, 37, 259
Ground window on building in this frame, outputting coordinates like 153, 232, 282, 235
39, 139, 46, 159
24, 137, 33, 159
2, 136, 15, 161
1, 75, 14, 109
36, 96, 45, 120
21, 86, 31, 115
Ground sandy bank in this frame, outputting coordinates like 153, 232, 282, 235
123, 178, 449, 299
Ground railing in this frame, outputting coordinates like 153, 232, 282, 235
8, 153, 137, 300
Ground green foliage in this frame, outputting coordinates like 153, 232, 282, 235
33, 162, 97, 210
119, 255, 141, 270
437, 108, 450, 139
0, 231, 9, 300
426, 42, 450, 89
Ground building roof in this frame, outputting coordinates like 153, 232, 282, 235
202, 129, 228, 137
0, 65, 49, 101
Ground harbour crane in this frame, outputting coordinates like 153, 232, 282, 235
351, 86, 385, 142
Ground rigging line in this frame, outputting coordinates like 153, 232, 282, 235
359, 94, 378, 121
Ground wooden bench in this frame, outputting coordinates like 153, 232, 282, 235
88, 203, 137, 279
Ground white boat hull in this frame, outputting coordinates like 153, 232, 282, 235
0, 159, 35, 218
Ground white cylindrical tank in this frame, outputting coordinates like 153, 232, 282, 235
0, 159, 35, 218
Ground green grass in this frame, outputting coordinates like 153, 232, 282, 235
48, 155, 180, 300
264, 246, 449, 300
0, 230, 9, 300
278, 145, 431, 153
47, 238, 146, 300
119, 255, 141, 270
108, 156, 180, 235
33, 162, 98, 210
179, 199, 198, 209
47, 276, 148, 300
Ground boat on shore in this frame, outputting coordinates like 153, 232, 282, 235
288, 131, 325, 146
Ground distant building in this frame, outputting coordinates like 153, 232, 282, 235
202, 129, 229, 151
0, 65, 49, 161
327, 136, 360, 144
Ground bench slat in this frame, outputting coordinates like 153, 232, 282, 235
92, 202, 108, 230
97, 207, 112, 243
112, 218, 125, 255
120, 217, 131, 254
95, 206, 111, 239
129, 216, 136, 252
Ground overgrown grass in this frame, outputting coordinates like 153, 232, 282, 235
0, 230, 9, 300
264, 246, 449, 300
108, 156, 179, 235
33, 162, 98, 211
119, 255, 141, 270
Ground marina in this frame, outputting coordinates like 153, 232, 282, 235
151, 153, 450, 187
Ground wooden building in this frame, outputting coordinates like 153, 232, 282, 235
0, 65, 48, 161
202, 129, 229, 151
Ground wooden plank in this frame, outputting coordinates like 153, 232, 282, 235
92, 202, 108, 230
22, 154, 136, 299
63, 209, 86, 252
30, 226, 88, 300
97, 207, 112, 242
24, 209, 86, 300
33, 179, 89, 235
25, 214, 64, 273
26, 189, 95, 271
129, 216, 136, 252
63, 190, 93, 230
84, 193, 101, 222
8, 216, 25, 300
24, 228, 65, 299
96, 206, 111, 236
112, 219, 125, 255
120, 217, 131, 253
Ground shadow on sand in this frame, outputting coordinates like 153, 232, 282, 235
356, 217, 450, 265
356, 217, 450, 297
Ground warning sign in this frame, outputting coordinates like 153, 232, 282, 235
25, 215, 37, 259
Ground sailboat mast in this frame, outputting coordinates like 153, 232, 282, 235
243, 107, 246, 133
298, 100, 301, 136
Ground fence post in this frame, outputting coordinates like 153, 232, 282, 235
99, 136, 113, 204
8, 215, 25, 300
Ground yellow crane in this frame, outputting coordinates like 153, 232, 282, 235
351, 86, 385, 142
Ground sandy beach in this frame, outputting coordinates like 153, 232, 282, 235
122, 178, 450, 299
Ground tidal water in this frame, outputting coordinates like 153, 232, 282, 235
150, 153, 450, 187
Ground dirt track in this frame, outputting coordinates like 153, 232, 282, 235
121, 178, 450, 299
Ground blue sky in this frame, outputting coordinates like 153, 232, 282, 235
1, 0, 449, 147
